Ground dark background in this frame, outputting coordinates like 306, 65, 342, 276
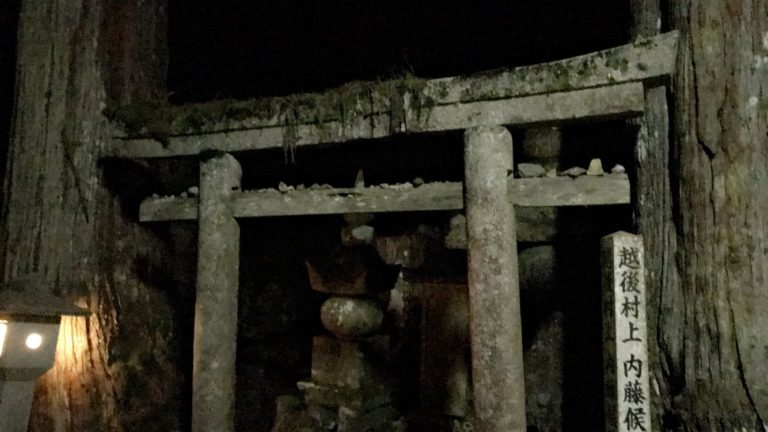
168, 0, 629, 103
0, 0, 630, 175
0, 0, 21, 195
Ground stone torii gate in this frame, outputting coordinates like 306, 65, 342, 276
102, 32, 678, 432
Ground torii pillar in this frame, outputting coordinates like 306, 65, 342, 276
464, 126, 527, 432
192, 153, 242, 432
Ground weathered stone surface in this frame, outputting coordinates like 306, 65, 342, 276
420, 282, 471, 418
305, 249, 398, 295
519, 246, 557, 293
375, 234, 429, 268
464, 126, 526, 432
307, 405, 337, 430
193, 153, 241, 432
601, 232, 651, 432
524, 312, 564, 432
587, 158, 605, 176
444, 214, 467, 249
320, 297, 384, 339
561, 166, 587, 178
106, 32, 678, 158
297, 381, 392, 411
343, 212, 374, 227
302, 336, 393, 407
522, 127, 562, 160
341, 224, 375, 246
517, 163, 546, 178
306, 258, 366, 295
507, 174, 630, 206
270, 396, 318, 432
291, 333, 397, 426
611, 164, 626, 174
337, 406, 405, 432
310, 336, 378, 390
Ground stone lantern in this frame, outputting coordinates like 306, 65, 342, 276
0, 277, 89, 432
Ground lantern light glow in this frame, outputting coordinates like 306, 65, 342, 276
25, 333, 43, 350
0, 320, 7, 357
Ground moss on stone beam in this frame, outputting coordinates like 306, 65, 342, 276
106, 78, 422, 140
420, 31, 679, 103
103, 32, 677, 158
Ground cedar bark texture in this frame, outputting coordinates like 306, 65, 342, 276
0, 1, 179, 431
633, 0, 768, 430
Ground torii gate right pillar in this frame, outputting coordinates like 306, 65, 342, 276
464, 126, 527, 432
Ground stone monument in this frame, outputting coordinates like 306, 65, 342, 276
601, 232, 651, 432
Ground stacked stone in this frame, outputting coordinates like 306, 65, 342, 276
520, 127, 564, 432
295, 213, 403, 432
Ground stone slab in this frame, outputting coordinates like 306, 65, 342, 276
601, 232, 652, 432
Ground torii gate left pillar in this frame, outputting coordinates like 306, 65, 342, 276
192, 153, 242, 432
464, 126, 526, 432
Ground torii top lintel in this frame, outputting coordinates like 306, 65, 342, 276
102, 31, 678, 160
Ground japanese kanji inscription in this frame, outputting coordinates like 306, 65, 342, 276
602, 232, 651, 432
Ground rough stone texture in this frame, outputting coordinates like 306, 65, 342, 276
523, 312, 564, 432
517, 163, 546, 178
507, 175, 630, 207
444, 214, 468, 250
270, 395, 318, 432
518, 246, 557, 294
192, 153, 242, 432
561, 166, 587, 178
586, 158, 605, 176
420, 282, 471, 418
305, 250, 398, 296
337, 406, 405, 432
464, 126, 526, 432
448, 209, 564, 246
105, 32, 678, 159
522, 127, 562, 171
601, 232, 651, 432
107, 81, 646, 159
320, 297, 384, 339
341, 225, 375, 246
375, 234, 430, 268
297, 380, 393, 412
310, 336, 377, 390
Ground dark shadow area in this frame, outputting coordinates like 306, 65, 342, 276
238, 131, 465, 190
168, 0, 630, 103
236, 216, 328, 432
0, 0, 21, 201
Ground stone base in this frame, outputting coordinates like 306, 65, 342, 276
297, 381, 392, 412
407, 415, 475, 432
271, 395, 405, 432
310, 336, 389, 390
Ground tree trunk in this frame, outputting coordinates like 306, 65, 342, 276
630, 0, 684, 429
635, 1, 768, 430
0, 1, 180, 431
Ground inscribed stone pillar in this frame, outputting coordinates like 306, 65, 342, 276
464, 126, 526, 432
192, 153, 242, 432
601, 232, 651, 432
